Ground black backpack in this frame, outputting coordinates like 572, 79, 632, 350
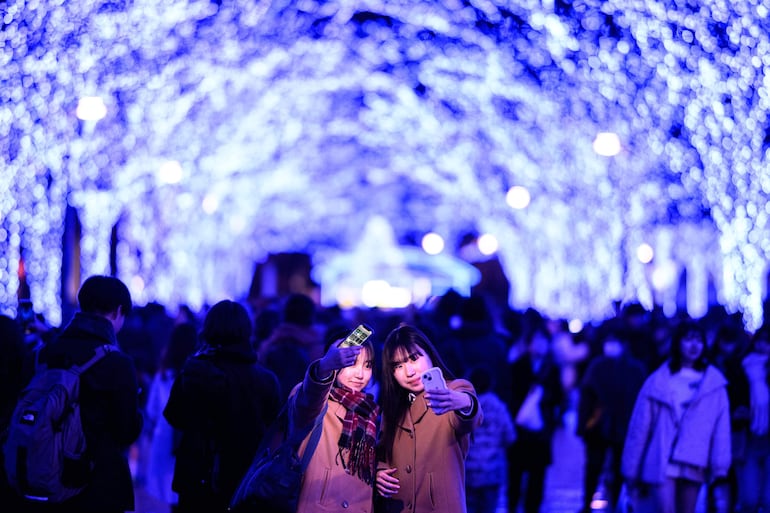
3, 345, 113, 503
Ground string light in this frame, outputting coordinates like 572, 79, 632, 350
2, 0, 769, 328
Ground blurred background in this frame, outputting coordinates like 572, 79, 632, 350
2, 0, 770, 329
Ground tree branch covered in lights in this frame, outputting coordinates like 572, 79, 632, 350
1, 0, 768, 327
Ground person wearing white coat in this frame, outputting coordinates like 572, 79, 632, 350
622, 320, 731, 513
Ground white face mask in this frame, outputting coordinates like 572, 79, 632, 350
603, 339, 623, 357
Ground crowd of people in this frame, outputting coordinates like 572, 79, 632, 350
2, 275, 770, 513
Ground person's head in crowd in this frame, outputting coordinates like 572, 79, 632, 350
502, 307, 524, 342
201, 299, 252, 348
175, 304, 198, 326
668, 319, 708, 372
621, 302, 648, 328
456, 294, 493, 330
467, 365, 493, 395
78, 275, 132, 333
709, 321, 749, 361
525, 322, 552, 360
283, 293, 315, 326
597, 320, 628, 358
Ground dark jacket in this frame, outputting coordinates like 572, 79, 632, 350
164, 343, 281, 513
577, 353, 647, 445
508, 353, 563, 464
35, 312, 143, 513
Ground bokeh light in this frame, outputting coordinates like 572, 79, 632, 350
2, 0, 769, 328
421, 232, 445, 255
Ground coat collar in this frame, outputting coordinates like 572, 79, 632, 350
398, 392, 430, 433
645, 363, 727, 404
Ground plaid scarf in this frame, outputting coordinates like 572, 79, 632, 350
329, 383, 380, 485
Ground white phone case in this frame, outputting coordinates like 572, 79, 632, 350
421, 367, 447, 392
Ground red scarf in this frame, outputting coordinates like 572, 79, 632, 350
329, 383, 380, 485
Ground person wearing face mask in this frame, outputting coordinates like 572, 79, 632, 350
289, 328, 381, 513
621, 319, 731, 513
375, 323, 482, 513
576, 322, 646, 513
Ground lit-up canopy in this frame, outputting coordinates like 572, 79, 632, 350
1, 0, 769, 327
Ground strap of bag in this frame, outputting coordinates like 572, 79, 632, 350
254, 399, 327, 458
298, 403, 327, 472
71, 345, 115, 375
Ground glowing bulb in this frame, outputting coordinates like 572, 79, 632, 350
76, 96, 107, 121
421, 232, 445, 255
637, 243, 654, 264
592, 132, 621, 156
477, 234, 499, 255
652, 261, 678, 291
202, 193, 220, 214
158, 161, 183, 184
568, 319, 583, 333
506, 186, 531, 209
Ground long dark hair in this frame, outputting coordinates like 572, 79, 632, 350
379, 323, 454, 461
668, 319, 708, 373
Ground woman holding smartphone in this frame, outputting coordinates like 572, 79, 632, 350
375, 324, 483, 513
290, 326, 381, 513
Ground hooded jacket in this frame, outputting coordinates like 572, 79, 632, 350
621, 362, 731, 485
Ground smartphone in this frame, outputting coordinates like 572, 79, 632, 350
340, 324, 373, 347
421, 367, 448, 392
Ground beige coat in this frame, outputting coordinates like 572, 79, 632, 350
291, 363, 377, 513
378, 379, 483, 513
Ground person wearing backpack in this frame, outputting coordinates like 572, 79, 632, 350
163, 299, 282, 513
12, 275, 143, 513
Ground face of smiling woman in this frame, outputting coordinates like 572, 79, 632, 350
391, 347, 434, 393
336, 347, 374, 392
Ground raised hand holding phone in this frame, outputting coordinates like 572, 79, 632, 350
318, 325, 374, 377
339, 324, 373, 347
421, 367, 472, 415
421, 367, 447, 392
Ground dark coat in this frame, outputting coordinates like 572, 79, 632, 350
508, 353, 563, 465
577, 354, 647, 445
164, 343, 281, 513
33, 312, 144, 513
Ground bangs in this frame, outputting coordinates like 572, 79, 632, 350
388, 343, 424, 368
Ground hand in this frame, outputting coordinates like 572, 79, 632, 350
424, 388, 471, 415
317, 341, 362, 377
376, 468, 400, 497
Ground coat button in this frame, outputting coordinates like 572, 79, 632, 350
405, 465, 412, 473
342, 500, 349, 508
